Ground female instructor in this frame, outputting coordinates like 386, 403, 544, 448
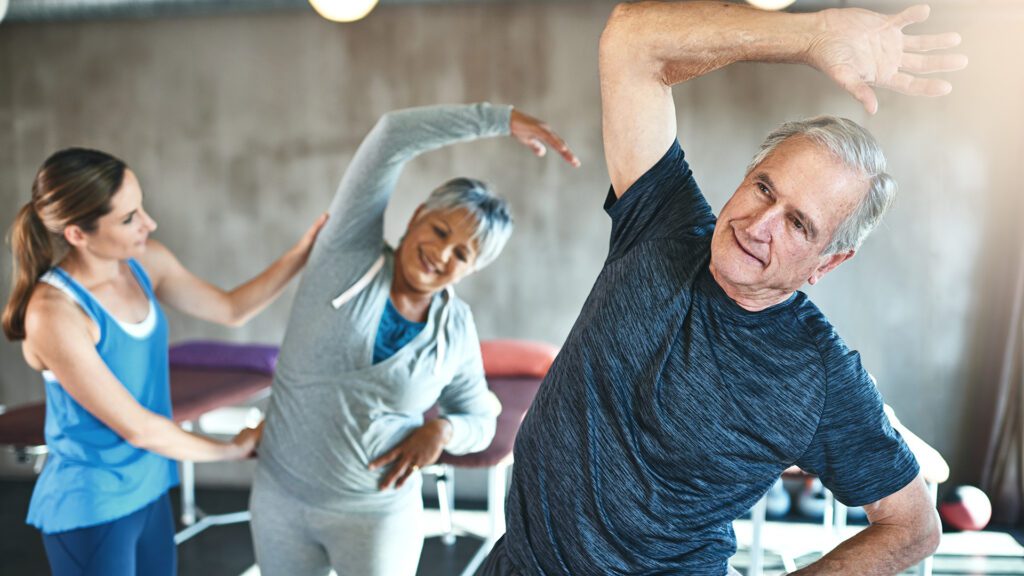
2, 147, 326, 576
251, 103, 578, 576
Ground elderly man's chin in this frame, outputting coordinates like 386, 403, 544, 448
710, 253, 764, 291
720, 266, 762, 291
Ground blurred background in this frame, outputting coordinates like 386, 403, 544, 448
0, 0, 1021, 572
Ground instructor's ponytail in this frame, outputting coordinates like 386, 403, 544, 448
2, 148, 126, 340
2, 204, 56, 340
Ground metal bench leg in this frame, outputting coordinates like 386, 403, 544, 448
459, 462, 510, 576
172, 419, 252, 545
487, 462, 507, 539
434, 464, 457, 546
180, 420, 197, 526
748, 494, 767, 576
833, 498, 848, 541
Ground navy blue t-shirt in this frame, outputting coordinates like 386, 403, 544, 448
503, 141, 920, 575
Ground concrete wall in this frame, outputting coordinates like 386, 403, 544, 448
1, 1, 1021, 500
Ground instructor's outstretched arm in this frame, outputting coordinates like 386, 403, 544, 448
598, 1, 966, 196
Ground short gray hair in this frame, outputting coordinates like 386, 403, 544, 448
747, 116, 897, 254
419, 177, 513, 270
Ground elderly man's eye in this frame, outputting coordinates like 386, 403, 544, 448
757, 183, 770, 196
792, 218, 805, 231
433, 226, 448, 239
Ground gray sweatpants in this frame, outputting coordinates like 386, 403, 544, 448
250, 468, 424, 576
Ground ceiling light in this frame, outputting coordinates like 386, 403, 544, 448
746, 0, 797, 10
309, 0, 379, 23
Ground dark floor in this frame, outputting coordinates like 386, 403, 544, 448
0, 480, 485, 576
3, 479, 1023, 576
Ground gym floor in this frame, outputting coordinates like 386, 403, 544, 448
2, 480, 1022, 576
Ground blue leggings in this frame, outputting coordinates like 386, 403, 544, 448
41, 493, 176, 576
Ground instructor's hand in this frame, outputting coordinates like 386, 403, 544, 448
369, 418, 453, 490
227, 421, 263, 460
292, 212, 329, 264
510, 109, 581, 167
808, 4, 967, 114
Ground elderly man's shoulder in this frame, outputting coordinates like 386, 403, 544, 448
785, 293, 862, 362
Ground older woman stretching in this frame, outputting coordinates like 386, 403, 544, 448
250, 103, 578, 576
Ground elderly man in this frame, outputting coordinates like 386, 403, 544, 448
478, 2, 966, 575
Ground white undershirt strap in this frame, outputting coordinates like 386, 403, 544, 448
39, 270, 157, 340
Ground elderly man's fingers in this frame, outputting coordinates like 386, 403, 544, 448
904, 32, 962, 52
830, 65, 878, 114
893, 4, 931, 29
900, 52, 968, 74
885, 72, 953, 97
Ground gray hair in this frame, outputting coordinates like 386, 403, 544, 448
419, 177, 513, 270
746, 116, 897, 254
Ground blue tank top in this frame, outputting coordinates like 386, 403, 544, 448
26, 259, 179, 534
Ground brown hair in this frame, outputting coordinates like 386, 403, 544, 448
3, 148, 126, 340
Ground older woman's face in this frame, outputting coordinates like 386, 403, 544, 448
395, 207, 480, 295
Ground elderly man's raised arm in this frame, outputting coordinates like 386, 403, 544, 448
598, 1, 965, 197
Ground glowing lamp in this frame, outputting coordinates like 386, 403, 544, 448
309, 0, 379, 23
746, 0, 796, 10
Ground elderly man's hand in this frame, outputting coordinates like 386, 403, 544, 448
510, 108, 581, 167
807, 4, 967, 114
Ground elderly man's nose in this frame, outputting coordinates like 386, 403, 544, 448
744, 212, 775, 241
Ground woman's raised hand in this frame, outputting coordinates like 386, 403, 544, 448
510, 109, 581, 168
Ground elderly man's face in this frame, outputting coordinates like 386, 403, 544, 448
709, 136, 867, 309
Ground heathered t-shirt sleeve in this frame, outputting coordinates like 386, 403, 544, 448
795, 339, 920, 507
603, 139, 716, 261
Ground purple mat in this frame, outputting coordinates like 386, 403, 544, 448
169, 340, 279, 375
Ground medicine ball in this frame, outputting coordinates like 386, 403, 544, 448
939, 485, 992, 531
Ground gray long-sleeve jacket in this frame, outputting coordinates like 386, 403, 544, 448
259, 103, 511, 512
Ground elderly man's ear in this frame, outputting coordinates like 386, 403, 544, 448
808, 250, 855, 285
